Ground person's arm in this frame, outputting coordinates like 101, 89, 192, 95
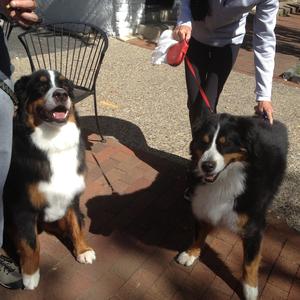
173, 0, 192, 41
253, 0, 279, 124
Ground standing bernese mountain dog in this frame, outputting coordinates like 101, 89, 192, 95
3, 70, 96, 290
177, 112, 288, 300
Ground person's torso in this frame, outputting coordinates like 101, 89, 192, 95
191, 0, 260, 46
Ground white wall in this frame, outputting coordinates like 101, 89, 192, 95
36, 0, 146, 37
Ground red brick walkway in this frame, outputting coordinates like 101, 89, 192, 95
1, 132, 299, 300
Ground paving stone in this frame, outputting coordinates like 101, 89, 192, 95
1, 133, 300, 300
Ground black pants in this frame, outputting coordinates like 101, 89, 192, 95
185, 38, 240, 135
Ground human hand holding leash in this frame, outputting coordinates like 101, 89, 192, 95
255, 101, 274, 125
1, 0, 38, 26
173, 25, 192, 42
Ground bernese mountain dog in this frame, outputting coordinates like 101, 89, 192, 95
3, 69, 96, 290
177, 112, 288, 300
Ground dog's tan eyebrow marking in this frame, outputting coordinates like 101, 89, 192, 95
202, 134, 210, 144
59, 75, 66, 81
40, 76, 48, 82
223, 152, 247, 165
219, 136, 226, 144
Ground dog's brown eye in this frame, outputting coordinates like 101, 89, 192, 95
202, 134, 210, 144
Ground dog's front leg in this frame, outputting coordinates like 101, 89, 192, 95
242, 232, 263, 300
177, 220, 212, 266
57, 207, 96, 264
16, 225, 40, 290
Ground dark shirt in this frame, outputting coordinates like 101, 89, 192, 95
0, 28, 11, 78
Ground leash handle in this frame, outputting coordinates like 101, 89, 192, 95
185, 56, 213, 112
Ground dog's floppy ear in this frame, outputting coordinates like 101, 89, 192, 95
14, 75, 31, 104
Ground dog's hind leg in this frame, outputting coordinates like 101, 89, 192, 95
15, 221, 40, 290
177, 220, 213, 266
242, 232, 263, 300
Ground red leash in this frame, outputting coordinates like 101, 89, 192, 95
185, 56, 213, 112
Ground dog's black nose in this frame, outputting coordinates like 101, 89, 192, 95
202, 161, 216, 173
53, 89, 68, 103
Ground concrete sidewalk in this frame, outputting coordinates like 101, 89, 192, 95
1, 13, 299, 299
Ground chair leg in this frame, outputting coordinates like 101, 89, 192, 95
93, 91, 105, 142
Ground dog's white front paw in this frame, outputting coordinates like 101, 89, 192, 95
177, 251, 198, 266
77, 249, 96, 264
243, 283, 258, 300
22, 269, 40, 290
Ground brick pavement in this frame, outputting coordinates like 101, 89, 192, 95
236, 12, 300, 85
1, 132, 299, 300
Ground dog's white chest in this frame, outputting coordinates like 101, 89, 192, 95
191, 163, 246, 232
31, 123, 85, 222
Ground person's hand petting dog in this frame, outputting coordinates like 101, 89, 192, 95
1, 0, 38, 27
255, 100, 274, 125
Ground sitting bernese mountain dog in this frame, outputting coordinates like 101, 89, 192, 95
3, 70, 96, 290
177, 112, 288, 300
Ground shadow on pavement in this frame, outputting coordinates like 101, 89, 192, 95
80, 115, 247, 298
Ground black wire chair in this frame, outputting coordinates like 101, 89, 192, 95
18, 22, 109, 142
0, 13, 16, 40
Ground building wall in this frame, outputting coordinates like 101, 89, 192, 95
36, 0, 179, 37
37, 0, 146, 37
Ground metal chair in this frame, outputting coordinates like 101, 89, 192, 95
0, 13, 16, 40
18, 22, 109, 141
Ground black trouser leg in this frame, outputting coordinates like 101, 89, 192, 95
185, 38, 240, 135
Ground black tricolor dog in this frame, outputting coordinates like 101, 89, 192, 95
177, 112, 288, 300
4, 70, 96, 290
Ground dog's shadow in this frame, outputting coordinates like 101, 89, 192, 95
76, 116, 245, 297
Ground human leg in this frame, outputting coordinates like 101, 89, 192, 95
205, 43, 241, 111
185, 38, 210, 134
0, 77, 22, 289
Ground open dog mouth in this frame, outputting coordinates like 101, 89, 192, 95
203, 173, 219, 183
202, 160, 236, 183
38, 105, 69, 123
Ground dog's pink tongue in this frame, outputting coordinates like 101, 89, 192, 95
53, 112, 66, 120
205, 175, 216, 182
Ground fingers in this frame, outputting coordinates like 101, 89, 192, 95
9, 0, 36, 10
254, 101, 274, 125
173, 25, 192, 42
10, 10, 39, 24
6, 0, 38, 25
265, 109, 273, 125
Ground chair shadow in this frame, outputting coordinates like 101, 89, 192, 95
79, 115, 245, 298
